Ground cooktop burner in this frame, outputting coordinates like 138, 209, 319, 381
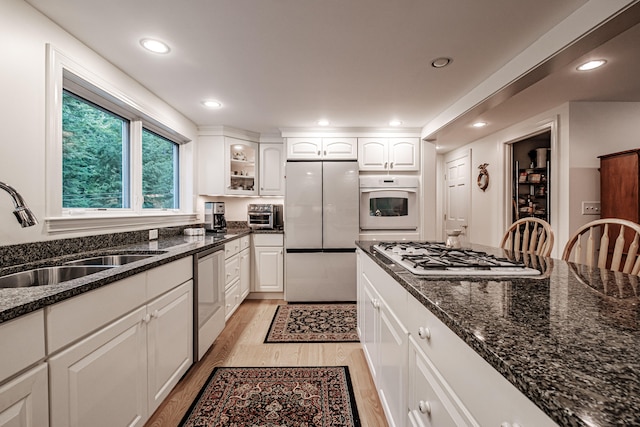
373, 242, 541, 276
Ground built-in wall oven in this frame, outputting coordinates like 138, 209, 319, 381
359, 176, 419, 231
193, 246, 225, 361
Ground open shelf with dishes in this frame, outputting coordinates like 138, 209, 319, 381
226, 139, 258, 195
514, 162, 550, 223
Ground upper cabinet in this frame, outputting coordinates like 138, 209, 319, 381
259, 144, 284, 196
286, 137, 357, 160
198, 135, 259, 196
358, 138, 419, 171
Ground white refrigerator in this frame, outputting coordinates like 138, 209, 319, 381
285, 161, 359, 301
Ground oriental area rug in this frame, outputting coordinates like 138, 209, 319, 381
264, 303, 359, 343
179, 366, 361, 427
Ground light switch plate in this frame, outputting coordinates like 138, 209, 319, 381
149, 229, 159, 240
581, 201, 601, 215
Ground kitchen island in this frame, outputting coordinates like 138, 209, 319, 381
356, 240, 640, 427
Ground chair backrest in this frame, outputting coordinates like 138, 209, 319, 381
562, 218, 640, 275
500, 217, 554, 257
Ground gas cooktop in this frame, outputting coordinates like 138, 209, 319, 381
373, 242, 541, 276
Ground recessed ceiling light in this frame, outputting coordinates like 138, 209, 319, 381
389, 120, 403, 127
577, 59, 606, 71
140, 38, 170, 54
431, 57, 452, 68
317, 119, 330, 126
202, 100, 223, 109
472, 121, 487, 128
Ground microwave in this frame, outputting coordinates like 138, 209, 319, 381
247, 204, 283, 230
359, 176, 419, 231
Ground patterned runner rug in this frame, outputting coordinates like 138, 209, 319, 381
179, 366, 361, 427
264, 303, 359, 343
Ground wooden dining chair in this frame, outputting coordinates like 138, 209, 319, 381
500, 217, 554, 257
562, 218, 640, 275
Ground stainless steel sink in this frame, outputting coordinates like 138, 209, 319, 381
64, 254, 154, 266
0, 266, 114, 288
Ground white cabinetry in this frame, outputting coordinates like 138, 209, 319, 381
48, 258, 193, 427
286, 137, 357, 160
198, 135, 258, 196
357, 248, 558, 427
358, 138, 419, 171
252, 233, 284, 292
0, 310, 48, 427
224, 236, 250, 319
259, 144, 284, 196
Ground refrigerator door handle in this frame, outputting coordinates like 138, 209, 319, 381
360, 188, 417, 193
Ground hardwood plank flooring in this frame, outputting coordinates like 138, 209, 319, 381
144, 299, 389, 427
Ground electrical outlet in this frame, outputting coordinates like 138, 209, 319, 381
581, 201, 601, 215
149, 229, 159, 240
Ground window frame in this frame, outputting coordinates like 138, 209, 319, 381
45, 44, 196, 234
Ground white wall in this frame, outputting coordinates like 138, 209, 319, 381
436, 101, 640, 255
0, 0, 197, 245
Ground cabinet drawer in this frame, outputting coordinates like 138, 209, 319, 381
0, 310, 45, 382
46, 274, 147, 354
147, 257, 192, 300
240, 235, 250, 251
252, 233, 283, 246
225, 254, 240, 285
224, 280, 240, 320
225, 239, 241, 258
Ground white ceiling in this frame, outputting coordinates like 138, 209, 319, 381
23, 0, 640, 148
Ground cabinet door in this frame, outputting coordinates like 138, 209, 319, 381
239, 247, 251, 299
360, 273, 380, 379
286, 137, 322, 159
389, 138, 419, 171
0, 363, 48, 427
259, 144, 284, 196
49, 306, 148, 427
378, 300, 408, 427
358, 138, 388, 171
323, 137, 357, 159
146, 281, 193, 414
226, 137, 258, 195
224, 280, 240, 320
197, 135, 225, 195
253, 246, 284, 292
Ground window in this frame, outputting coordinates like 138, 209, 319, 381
62, 90, 130, 209
142, 129, 179, 209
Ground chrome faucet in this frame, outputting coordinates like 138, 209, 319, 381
0, 181, 38, 227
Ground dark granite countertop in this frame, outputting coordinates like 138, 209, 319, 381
356, 240, 640, 427
0, 229, 257, 324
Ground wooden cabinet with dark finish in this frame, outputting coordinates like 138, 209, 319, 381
599, 149, 640, 222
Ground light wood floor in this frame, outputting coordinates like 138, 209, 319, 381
145, 299, 389, 426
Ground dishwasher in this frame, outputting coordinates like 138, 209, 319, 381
193, 245, 225, 361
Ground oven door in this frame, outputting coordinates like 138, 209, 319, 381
248, 212, 273, 229
360, 188, 418, 230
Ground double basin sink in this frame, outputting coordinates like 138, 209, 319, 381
0, 254, 157, 288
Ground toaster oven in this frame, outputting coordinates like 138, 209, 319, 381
247, 204, 283, 229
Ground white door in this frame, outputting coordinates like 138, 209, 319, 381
254, 247, 284, 292
286, 138, 322, 159
0, 364, 49, 427
259, 144, 284, 196
388, 138, 419, 171
285, 162, 323, 248
322, 137, 357, 159
146, 282, 193, 414
49, 306, 148, 427
323, 161, 359, 248
358, 138, 388, 171
444, 150, 470, 241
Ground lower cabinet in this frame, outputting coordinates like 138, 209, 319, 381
239, 247, 251, 299
357, 249, 558, 427
0, 363, 49, 427
252, 234, 284, 292
49, 281, 193, 427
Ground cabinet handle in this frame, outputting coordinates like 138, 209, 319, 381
418, 326, 431, 340
142, 313, 151, 324
384, 162, 388, 169
371, 299, 380, 309
390, 162, 394, 169
418, 400, 431, 415
324, 150, 327, 156
261, 187, 264, 191
317, 150, 321, 156
151, 310, 159, 319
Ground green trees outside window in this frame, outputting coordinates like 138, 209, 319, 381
142, 129, 179, 209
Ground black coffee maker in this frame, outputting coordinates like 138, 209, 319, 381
204, 202, 227, 234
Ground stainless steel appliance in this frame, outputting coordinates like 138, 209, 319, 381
359, 176, 419, 231
285, 160, 359, 301
247, 204, 283, 230
204, 201, 227, 234
373, 242, 541, 276
193, 246, 225, 361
